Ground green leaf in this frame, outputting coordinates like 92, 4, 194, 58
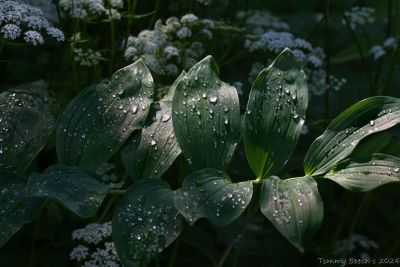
0, 81, 55, 174
325, 153, 400, 192
243, 48, 308, 178
174, 169, 253, 227
0, 171, 42, 247
121, 87, 181, 180
260, 176, 323, 252
57, 59, 154, 171
28, 165, 112, 218
304, 96, 400, 176
172, 56, 240, 170
113, 179, 182, 267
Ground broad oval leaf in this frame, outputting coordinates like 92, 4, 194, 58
304, 96, 400, 176
27, 165, 112, 218
325, 153, 400, 192
174, 169, 253, 227
113, 179, 182, 267
0, 171, 42, 247
172, 56, 240, 170
0, 81, 55, 174
121, 87, 181, 180
260, 176, 323, 252
57, 59, 154, 171
244, 48, 308, 178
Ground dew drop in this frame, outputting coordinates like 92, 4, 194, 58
131, 105, 138, 114
209, 95, 218, 104
161, 114, 171, 122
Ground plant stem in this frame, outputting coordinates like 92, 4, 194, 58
324, 0, 331, 121
109, 17, 116, 75
110, 189, 127, 195
122, 0, 138, 54
149, 0, 161, 28
342, 12, 374, 95
345, 194, 369, 255
29, 201, 46, 267
168, 235, 182, 267
0, 40, 6, 56
381, 37, 400, 95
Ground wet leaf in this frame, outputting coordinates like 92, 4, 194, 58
121, 85, 181, 180
325, 153, 400, 192
244, 48, 308, 178
172, 56, 240, 170
0, 171, 42, 247
304, 96, 400, 176
57, 59, 154, 172
174, 169, 253, 227
0, 81, 55, 174
113, 179, 182, 267
260, 176, 323, 252
28, 165, 112, 218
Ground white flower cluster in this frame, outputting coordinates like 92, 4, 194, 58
370, 37, 397, 60
60, 0, 123, 20
237, 10, 290, 34
70, 222, 121, 267
0, 0, 64, 45
124, 14, 215, 77
307, 70, 347, 96
245, 31, 324, 68
343, 6, 375, 30
196, 0, 212, 6
72, 222, 112, 244
334, 233, 378, 258
20, 0, 59, 23
73, 47, 103, 67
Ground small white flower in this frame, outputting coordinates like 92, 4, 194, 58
1, 23, 22, 40
164, 46, 180, 58
24, 30, 44, 46
383, 37, 396, 49
343, 6, 375, 30
70, 245, 89, 261
110, 0, 123, 9
176, 26, 192, 39
46, 27, 65, 41
180, 14, 198, 25
196, 0, 212, 6
370, 45, 386, 60
124, 46, 138, 60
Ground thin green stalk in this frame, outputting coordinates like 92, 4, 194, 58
342, 12, 374, 95
381, 37, 400, 95
324, 0, 331, 121
149, 0, 161, 28
232, 187, 259, 267
110, 189, 127, 195
345, 194, 369, 255
109, 17, 116, 75
329, 192, 354, 250
168, 235, 182, 267
122, 0, 138, 54
29, 201, 46, 267
0, 40, 6, 56
373, 0, 393, 94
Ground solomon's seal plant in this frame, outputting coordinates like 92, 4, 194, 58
1, 48, 400, 266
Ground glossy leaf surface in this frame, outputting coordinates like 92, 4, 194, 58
260, 176, 323, 252
174, 169, 253, 227
304, 96, 400, 176
244, 48, 308, 178
57, 60, 154, 171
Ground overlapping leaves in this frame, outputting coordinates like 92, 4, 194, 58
57, 59, 154, 172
